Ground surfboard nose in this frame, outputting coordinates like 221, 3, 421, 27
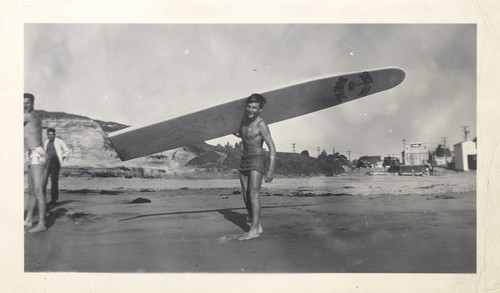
387, 67, 406, 86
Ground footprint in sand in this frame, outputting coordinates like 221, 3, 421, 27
218, 234, 240, 243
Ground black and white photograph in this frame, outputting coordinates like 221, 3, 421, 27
23, 23, 476, 273
2, 1, 500, 292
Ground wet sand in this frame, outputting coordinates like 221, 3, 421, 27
24, 171, 476, 273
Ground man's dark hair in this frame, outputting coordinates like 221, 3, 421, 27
47, 128, 56, 134
246, 93, 267, 109
24, 93, 35, 102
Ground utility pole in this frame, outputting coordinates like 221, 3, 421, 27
347, 150, 351, 161
333, 146, 336, 155
441, 137, 448, 163
317, 147, 320, 156
291, 143, 296, 153
461, 126, 470, 141
402, 139, 406, 164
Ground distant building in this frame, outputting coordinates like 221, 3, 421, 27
402, 142, 429, 165
454, 140, 477, 171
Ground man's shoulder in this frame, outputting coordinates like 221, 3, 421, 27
55, 137, 66, 144
256, 117, 268, 127
24, 111, 41, 122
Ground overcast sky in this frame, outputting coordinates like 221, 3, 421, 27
24, 24, 476, 158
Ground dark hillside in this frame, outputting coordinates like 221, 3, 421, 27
275, 152, 344, 177
185, 143, 345, 176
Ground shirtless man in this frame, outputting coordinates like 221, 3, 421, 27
235, 93, 276, 241
24, 93, 47, 233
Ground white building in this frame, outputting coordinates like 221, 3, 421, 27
453, 140, 477, 171
403, 142, 429, 165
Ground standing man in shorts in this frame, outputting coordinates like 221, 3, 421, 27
24, 93, 47, 233
234, 93, 276, 241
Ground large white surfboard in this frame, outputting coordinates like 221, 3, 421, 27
109, 67, 405, 161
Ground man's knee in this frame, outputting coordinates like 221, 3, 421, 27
249, 189, 260, 199
32, 187, 44, 198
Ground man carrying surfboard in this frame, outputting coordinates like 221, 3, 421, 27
235, 93, 276, 241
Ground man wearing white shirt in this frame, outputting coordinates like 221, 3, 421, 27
43, 128, 70, 205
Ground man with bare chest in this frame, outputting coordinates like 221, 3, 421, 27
235, 93, 276, 240
24, 93, 47, 233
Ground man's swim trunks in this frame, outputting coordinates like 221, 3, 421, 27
25, 146, 47, 165
239, 153, 267, 175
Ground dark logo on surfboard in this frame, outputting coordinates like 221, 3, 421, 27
334, 71, 373, 102
359, 71, 373, 85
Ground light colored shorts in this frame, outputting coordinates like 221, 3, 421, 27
25, 146, 47, 166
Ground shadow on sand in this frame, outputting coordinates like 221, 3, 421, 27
218, 209, 250, 232
118, 204, 313, 231
24, 200, 76, 231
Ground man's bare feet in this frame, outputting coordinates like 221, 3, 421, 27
247, 218, 263, 234
24, 220, 33, 228
238, 229, 260, 241
28, 224, 46, 233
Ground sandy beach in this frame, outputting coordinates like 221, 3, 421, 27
24, 170, 476, 273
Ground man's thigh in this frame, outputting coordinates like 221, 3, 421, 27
239, 172, 249, 193
50, 160, 61, 180
27, 166, 33, 191
30, 164, 45, 189
248, 170, 263, 192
